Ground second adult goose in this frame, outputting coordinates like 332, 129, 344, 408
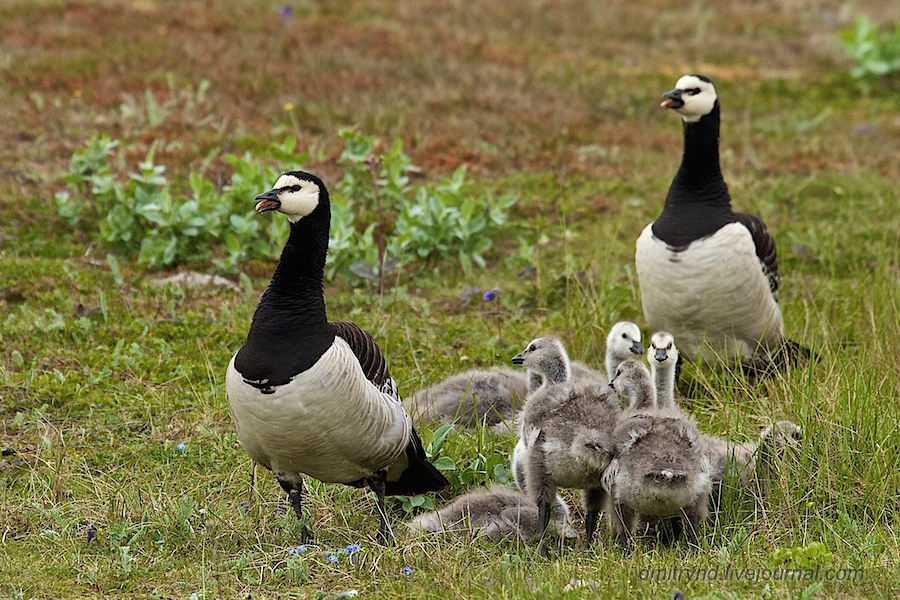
635, 74, 797, 371
225, 171, 448, 543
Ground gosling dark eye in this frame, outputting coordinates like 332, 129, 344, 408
687, 87, 701, 95
621, 333, 627, 339
529, 344, 536, 352
667, 343, 673, 350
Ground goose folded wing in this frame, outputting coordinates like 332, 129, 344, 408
734, 212, 779, 300
330, 321, 401, 402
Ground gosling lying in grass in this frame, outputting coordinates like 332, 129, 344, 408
407, 485, 576, 542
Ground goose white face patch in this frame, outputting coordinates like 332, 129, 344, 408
670, 75, 717, 122
271, 174, 321, 222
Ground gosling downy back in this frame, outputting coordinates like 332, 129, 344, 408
407, 485, 576, 542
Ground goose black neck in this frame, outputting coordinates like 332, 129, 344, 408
263, 215, 330, 316
652, 102, 735, 247
234, 206, 335, 383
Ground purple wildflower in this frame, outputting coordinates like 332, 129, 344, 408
482, 289, 498, 302
345, 543, 360, 554
326, 553, 339, 563
401, 566, 413, 576
278, 5, 293, 18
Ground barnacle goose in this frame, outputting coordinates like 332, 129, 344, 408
635, 74, 803, 371
225, 171, 448, 543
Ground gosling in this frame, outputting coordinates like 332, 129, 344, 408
407, 485, 576, 542
510, 336, 621, 553
606, 359, 712, 548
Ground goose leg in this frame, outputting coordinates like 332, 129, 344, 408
278, 477, 311, 544
368, 469, 392, 545
582, 488, 605, 549
537, 499, 552, 558
609, 500, 636, 550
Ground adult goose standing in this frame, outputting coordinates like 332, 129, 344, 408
226, 171, 448, 543
635, 74, 802, 371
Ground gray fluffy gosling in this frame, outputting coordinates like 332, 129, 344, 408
606, 359, 712, 548
407, 485, 577, 542
510, 336, 621, 554
408, 361, 604, 431
649, 332, 801, 509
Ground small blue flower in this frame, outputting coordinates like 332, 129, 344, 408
401, 566, 413, 576
295, 545, 307, 554
345, 543, 360, 554
350, 553, 359, 564
483, 289, 498, 302
176, 443, 186, 452
278, 5, 293, 18
288, 547, 295, 556
326, 553, 339, 563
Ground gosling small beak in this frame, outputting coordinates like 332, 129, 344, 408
254, 189, 282, 213
631, 341, 644, 356
511, 353, 525, 365
660, 88, 684, 109
608, 380, 616, 389
654, 348, 668, 362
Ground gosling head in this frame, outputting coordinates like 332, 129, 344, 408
661, 74, 718, 123
606, 321, 644, 373
649, 331, 679, 366
511, 336, 571, 385
254, 171, 329, 223
608, 358, 656, 410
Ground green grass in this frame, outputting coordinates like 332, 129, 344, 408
2, 0, 899, 598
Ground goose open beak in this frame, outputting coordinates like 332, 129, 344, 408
661, 88, 684, 109
254, 189, 282, 213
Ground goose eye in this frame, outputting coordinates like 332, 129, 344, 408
621, 333, 627, 339
687, 87, 701, 95
290, 185, 302, 192
528, 344, 536, 352
667, 343, 673, 350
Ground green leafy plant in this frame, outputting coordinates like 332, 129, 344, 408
56, 130, 517, 278
770, 541, 834, 569
840, 16, 900, 93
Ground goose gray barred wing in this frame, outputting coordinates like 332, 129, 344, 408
734, 212, 779, 300
330, 321, 401, 401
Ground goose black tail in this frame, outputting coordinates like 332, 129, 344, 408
384, 428, 449, 495
777, 339, 817, 366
